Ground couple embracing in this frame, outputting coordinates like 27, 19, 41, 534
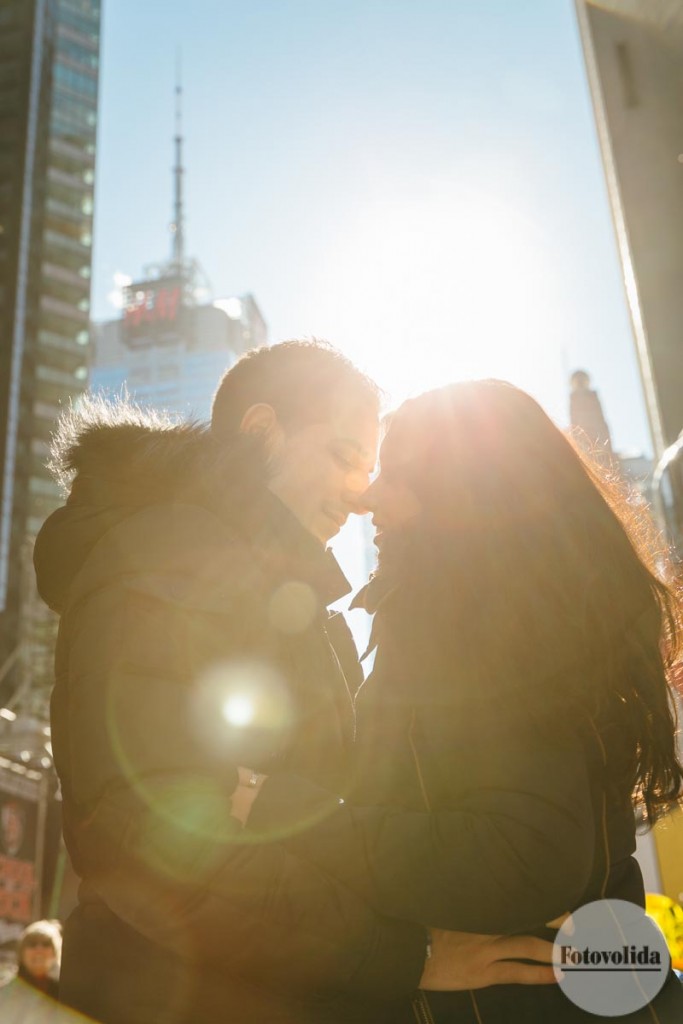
34, 340, 683, 1022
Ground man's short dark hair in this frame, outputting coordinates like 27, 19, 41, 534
211, 339, 381, 439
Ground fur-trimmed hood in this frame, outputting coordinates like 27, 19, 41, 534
45, 394, 218, 503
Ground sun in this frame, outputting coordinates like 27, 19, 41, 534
310, 182, 556, 408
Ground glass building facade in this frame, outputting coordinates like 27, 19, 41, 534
91, 295, 268, 421
0, 0, 101, 710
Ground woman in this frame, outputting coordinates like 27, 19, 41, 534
0, 919, 61, 1023
243, 380, 683, 1022
14, 920, 61, 998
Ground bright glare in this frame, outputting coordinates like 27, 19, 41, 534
222, 695, 255, 727
214, 297, 243, 320
106, 270, 132, 310
307, 183, 558, 408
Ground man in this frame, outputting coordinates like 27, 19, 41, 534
34, 341, 553, 1023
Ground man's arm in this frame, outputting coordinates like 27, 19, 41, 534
58, 575, 429, 1001
244, 714, 595, 936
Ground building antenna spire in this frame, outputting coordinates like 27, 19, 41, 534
171, 49, 184, 270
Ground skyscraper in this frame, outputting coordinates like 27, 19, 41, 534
575, 0, 683, 537
576, 0, 683, 912
92, 293, 267, 420
90, 77, 268, 421
0, 0, 101, 708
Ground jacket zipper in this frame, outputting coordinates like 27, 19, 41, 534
412, 989, 436, 1024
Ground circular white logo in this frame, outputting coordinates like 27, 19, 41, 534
553, 899, 670, 1017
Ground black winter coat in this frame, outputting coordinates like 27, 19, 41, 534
250, 588, 683, 1022
33, 421, 426, 1024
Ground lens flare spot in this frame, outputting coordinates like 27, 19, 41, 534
222, 694, 255, 727
268, 580, 318, 634
190, 658, 296, 764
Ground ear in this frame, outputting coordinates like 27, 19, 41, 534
239, 403, 283, 456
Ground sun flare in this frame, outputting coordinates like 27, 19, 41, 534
311, 184, 557, 409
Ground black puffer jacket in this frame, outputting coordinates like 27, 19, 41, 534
33, 416, 427, 1024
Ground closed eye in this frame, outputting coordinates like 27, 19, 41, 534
330, 447, 356, 470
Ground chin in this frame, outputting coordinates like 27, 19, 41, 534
318, 515, 342, 543
310, 524, 333, 545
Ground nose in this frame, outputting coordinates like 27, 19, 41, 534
342, 467, 372, 512
353, 479, 376, 516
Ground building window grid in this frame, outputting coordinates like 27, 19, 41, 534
54, 6, 100, 42
48, 162, 94, 194
50, 96, 97, 137
42, 270, 89, 308
38, 327, 87, 354
47, 175, 92, 212
36, 343, 85, 376
35, 363, 82, 385
45, 194, 90, 229
53, 62, 98, 99
42, 258, 91, 288
40, 307, 89, 341
32, 419, 58, 446
55, 31, 99, 68
43, 219, 90, 249
50, 136, 95, 171
33, 376, 84, 409
43, 228, 91, 257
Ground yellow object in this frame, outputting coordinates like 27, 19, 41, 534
645, 892, 683, 972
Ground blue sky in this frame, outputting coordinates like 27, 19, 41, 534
91, 0, 651, 454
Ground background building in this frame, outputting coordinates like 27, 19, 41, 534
576, 0, 683, 542
576, 0, 683, 907
91, 74, 268, 421
91, 291, 267, 420
0, 0, 101, 716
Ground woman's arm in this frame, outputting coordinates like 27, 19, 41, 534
244, 713, 596, 935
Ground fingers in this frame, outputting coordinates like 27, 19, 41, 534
488, 962, 558, 987
546, 912, 571, 929
492, 935, 557, 964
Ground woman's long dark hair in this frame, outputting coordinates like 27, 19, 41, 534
372, 380, 683, 824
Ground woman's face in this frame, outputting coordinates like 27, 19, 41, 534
21, 935, 56, 978
361, 430, 422, 548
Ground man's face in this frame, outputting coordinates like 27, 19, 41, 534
267, 403, 379, 544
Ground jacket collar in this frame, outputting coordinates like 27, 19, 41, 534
225, 488, 352, 609
350, 572, 399, 660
